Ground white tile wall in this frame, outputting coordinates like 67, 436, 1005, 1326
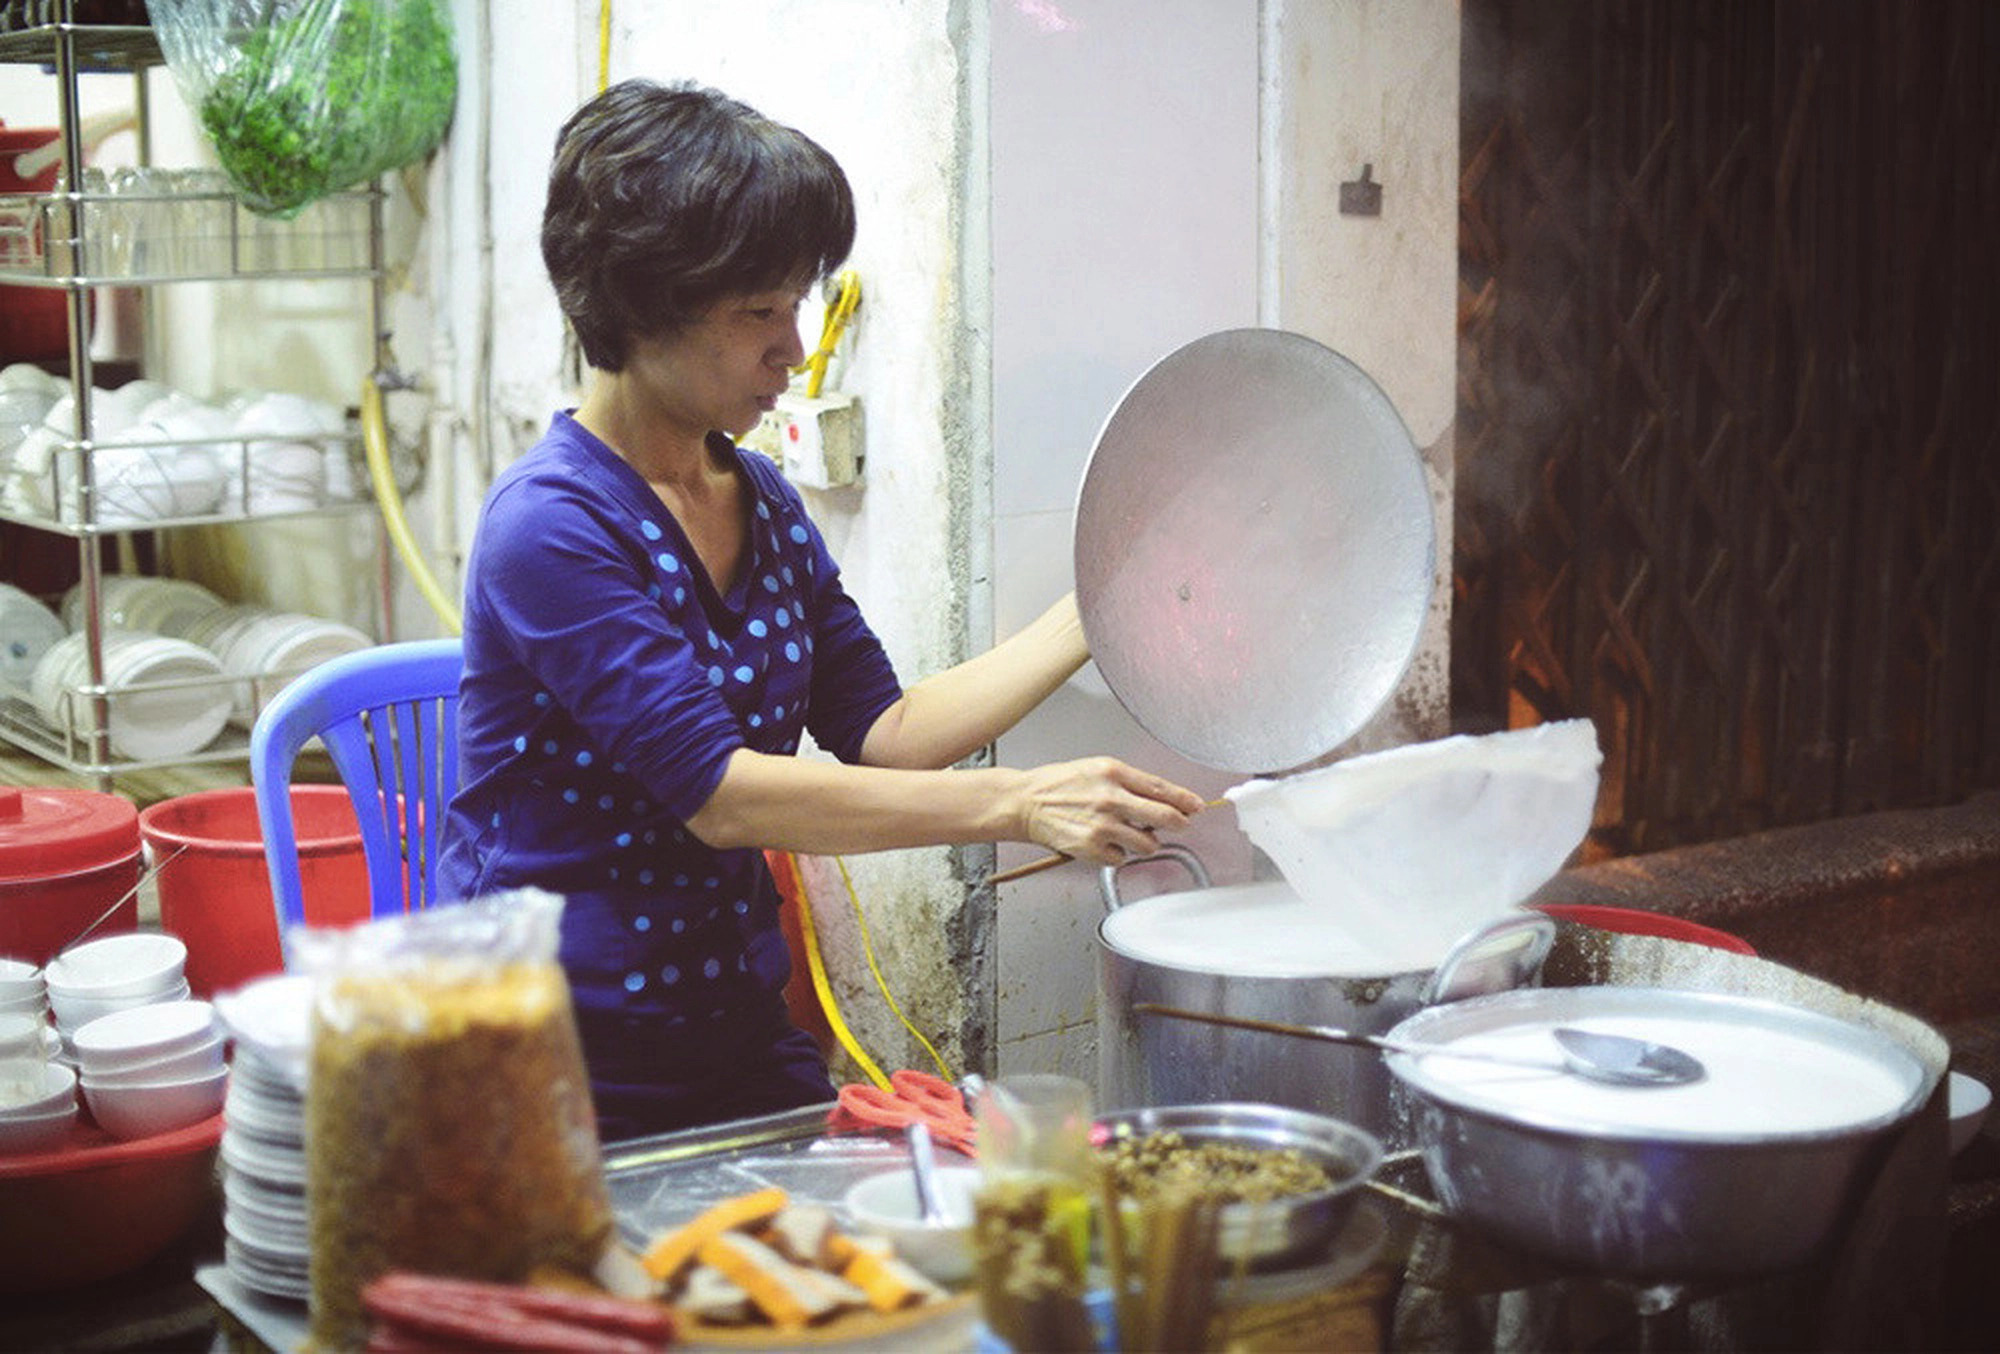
989, 0, 1261, 1081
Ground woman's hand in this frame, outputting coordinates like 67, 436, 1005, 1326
1014, 756, 1206, 865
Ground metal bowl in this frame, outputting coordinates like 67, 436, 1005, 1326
1094, 1102, 1383, 1268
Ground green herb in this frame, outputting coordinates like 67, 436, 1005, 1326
198, 0, 456, 218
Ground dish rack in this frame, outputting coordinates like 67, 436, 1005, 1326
0, 8, 391, 786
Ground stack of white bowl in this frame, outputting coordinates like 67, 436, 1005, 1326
70, 998, 227, 1141
0, 956, 48, 1023
43, 933, 192, 1046
0, 1037, 78, 1154
215, 974, 313, 1302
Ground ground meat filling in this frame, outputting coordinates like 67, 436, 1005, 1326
1098, 1129, 1336, 1205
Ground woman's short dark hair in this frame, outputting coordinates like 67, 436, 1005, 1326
542, 79, 856, 372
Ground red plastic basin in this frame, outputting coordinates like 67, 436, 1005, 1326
1535, 902, 1758, 956
0, 1110, 223, 1294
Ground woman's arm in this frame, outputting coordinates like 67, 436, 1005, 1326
684, 746, 1202, 865
856, 593, 1090, 770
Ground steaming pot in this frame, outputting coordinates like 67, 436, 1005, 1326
1095, 846, 1555, 1148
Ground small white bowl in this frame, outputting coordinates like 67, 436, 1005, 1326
1950, 1071, 1992, 1155
0, 957, 45, 1001
72, 998, 217, 1073
0, 1059, 77, 1118
0, 992, 48, 1019
78, 1033, 224, 1088
45, 933, 188, 1001
842, 1165, 980, 1283
0, 1099, 78, 1153
50, 980, 192, 1037
82, 1063, 227, 1141
0, 1011, 49, 1059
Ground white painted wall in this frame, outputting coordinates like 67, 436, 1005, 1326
5, 0, 1462, 1085
989, 0, 1460, 1081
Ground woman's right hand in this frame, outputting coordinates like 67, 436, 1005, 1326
1014, 756, 1206, 866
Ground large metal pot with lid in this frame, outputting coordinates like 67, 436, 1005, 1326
1097, 845, 1557, 1146
1381, 984, 1941, 1277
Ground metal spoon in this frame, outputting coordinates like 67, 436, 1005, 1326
1135, 1002, 1705, 1087
904, 1120, 949, 1223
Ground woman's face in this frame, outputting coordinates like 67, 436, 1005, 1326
628, 284, 811, 438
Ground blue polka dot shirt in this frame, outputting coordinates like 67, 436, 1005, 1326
438, 413, 900, 1082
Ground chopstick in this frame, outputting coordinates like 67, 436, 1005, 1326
989, 798, 1231, 886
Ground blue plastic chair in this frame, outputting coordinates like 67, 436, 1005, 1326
249, 637, 463, 936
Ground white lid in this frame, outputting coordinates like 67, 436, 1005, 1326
1100, 881, 1436, 978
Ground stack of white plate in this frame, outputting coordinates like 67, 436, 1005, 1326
61, 574, 228, 640
0, 582, 66, 694
180, 603, 371, 728
215, 974, 312, 1302
28, 630, 233, 761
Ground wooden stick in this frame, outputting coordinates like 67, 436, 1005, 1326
989, 851, 1072, 885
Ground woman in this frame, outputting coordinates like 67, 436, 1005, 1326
437, 78, 1203, 1141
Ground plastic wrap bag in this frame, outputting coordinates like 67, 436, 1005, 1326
149, 0, 456, 218
294, 889, 614, 1350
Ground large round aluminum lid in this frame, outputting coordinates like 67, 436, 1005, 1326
1074, 329, 1435, 774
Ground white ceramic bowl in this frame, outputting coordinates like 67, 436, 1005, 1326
0, 991, 47, 1019
0, 957, 43, 1002
80, 1034, 224, 1088
50, 980, 192, 1037
72, 998, 220, 1073
46, 933, 188, 1001
0, 1011, 49, 1059
0, 1099, 78, 1153
0, 1059, 77, 1118
841, 1165, 980, 1283
82, 1063, 228, 1141
1950, 1071, 1992, 1155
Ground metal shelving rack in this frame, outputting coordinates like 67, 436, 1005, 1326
0, 7, 389, 786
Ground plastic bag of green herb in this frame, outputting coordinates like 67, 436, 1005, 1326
150, 0, 456, 218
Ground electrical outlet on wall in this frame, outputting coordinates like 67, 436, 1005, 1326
742, 391, 863, 488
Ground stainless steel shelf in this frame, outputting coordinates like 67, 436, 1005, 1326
1, 423, 374, 537
0, 23, 159, 72
0, 186, 379, 286
2, 15, 393, 788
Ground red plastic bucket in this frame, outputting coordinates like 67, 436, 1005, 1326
0, 785, 141, 966
137, 786, 371, 997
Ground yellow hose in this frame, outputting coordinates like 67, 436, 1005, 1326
362, 374, 462, 633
